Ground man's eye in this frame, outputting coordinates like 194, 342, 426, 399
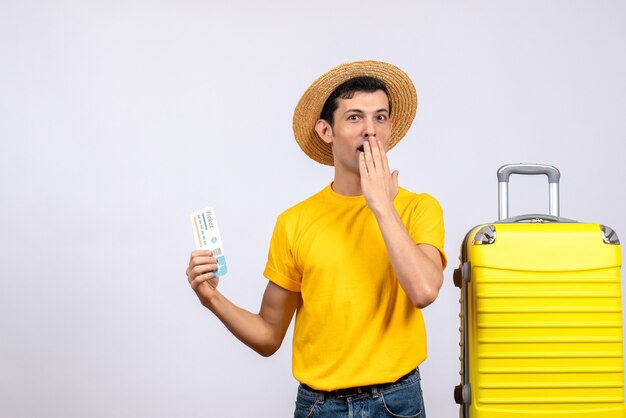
348, 115, 360, 121
377, 115, 388, 121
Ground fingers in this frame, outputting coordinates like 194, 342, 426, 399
368, 137, 382, 169
188, 264, 217, 284
359, 148, 368, 176
391, 170, 399, 192
207, 277, 219, 289
362, 137, 389, 175
189, 249, 215, 269
362, 138, 374, 172
190, 249, 213, 258
187, 250, 219, 288
377, 139, 391, 173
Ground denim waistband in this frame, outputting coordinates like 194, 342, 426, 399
300, 368, 419, 400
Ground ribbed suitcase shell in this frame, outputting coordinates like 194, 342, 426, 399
455, 163, 625, 417
457, 221, 625, 417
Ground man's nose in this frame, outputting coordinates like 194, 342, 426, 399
363, 117, 376, 137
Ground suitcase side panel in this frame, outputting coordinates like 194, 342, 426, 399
464, 223, 625, 417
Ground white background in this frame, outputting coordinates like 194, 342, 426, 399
1, 1, 625, 417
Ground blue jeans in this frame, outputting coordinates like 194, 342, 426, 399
293, 368, 425, 418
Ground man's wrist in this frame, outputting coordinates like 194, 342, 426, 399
199, 284, 220, 310
370, 200, 396, 219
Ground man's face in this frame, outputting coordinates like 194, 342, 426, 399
325, 90, 392, 175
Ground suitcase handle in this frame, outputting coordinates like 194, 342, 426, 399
497, 163, 561, 220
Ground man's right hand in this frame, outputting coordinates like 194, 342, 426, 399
186, 249, 220, 307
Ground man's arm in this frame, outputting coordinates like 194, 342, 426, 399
187, 250, 300, 356
359, 138, 444, 308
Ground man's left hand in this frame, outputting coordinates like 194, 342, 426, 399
359, 136, 398, 216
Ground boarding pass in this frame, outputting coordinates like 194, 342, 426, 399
190, 206, 228, 277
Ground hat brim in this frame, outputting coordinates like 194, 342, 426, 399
292, 60, 418, 166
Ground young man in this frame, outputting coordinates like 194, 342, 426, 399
186, 60, 446, 417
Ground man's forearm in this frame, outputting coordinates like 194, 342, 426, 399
373, 206, 443, 308
203, 291, 281, 356
200, 281, 300, 357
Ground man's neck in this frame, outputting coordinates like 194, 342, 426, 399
331, 171, 362, 196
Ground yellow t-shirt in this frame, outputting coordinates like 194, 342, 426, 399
263, 185, 446, 391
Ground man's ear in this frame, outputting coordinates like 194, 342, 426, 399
315, 119, 333, 145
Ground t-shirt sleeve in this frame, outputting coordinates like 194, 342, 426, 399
410, 194, 447, 268
263, 215, 302, 292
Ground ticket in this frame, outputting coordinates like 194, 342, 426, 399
190, 206, 228, 277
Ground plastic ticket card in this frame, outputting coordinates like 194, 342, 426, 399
190, 206, 228, 277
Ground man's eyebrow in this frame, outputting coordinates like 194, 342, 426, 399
343, 108, 390, 114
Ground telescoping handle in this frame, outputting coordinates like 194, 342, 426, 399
497, 163, 561, 220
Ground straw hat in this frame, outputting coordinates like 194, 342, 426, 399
292, 60, 418, 166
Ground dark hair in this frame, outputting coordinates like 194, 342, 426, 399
319, 76, 391, 126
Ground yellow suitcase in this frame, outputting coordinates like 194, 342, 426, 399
454, 164, 625, 417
